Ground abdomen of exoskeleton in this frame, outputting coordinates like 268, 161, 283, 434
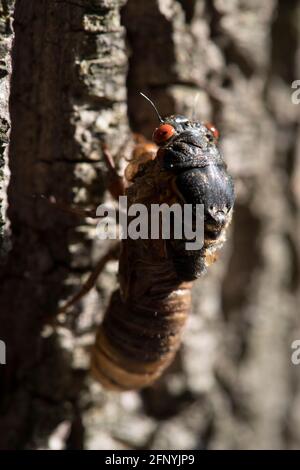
91, 115, 235, 391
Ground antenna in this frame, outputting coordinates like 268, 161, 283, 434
191, 92, 200, 121
140, 92, 163, 122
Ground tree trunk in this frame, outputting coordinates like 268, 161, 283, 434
0, 0, 299, 450
0, 0, 14, 256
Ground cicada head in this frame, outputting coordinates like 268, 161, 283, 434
153, 114, 235, 280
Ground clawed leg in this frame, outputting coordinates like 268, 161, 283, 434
35, 142, 126, 219
58, 241, 120, 316
39, 142, 124, 320
35, 194, 100, 219
101, 142, 127, 199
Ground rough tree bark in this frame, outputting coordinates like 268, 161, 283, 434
0, 0, 299, 450
0, 0, 14, 256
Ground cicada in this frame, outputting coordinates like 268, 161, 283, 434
88, 95, 235, 391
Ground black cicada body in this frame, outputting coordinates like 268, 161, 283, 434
91, 108, 235, 391
154, 115, 235, 280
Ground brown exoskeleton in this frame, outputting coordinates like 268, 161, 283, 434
59, 95, 235, 391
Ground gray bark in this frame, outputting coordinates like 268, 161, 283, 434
0, 0, 299, 450
0, 0, 14, 256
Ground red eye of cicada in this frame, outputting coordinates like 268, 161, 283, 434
152, 123, 175, 145
205, 122, 219, 140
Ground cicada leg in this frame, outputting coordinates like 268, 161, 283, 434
36, 141, 127, 219
58, 241, 120, 315
35, 194, 100, 219
45, 142, 125, 317
101, 142, 127, 200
